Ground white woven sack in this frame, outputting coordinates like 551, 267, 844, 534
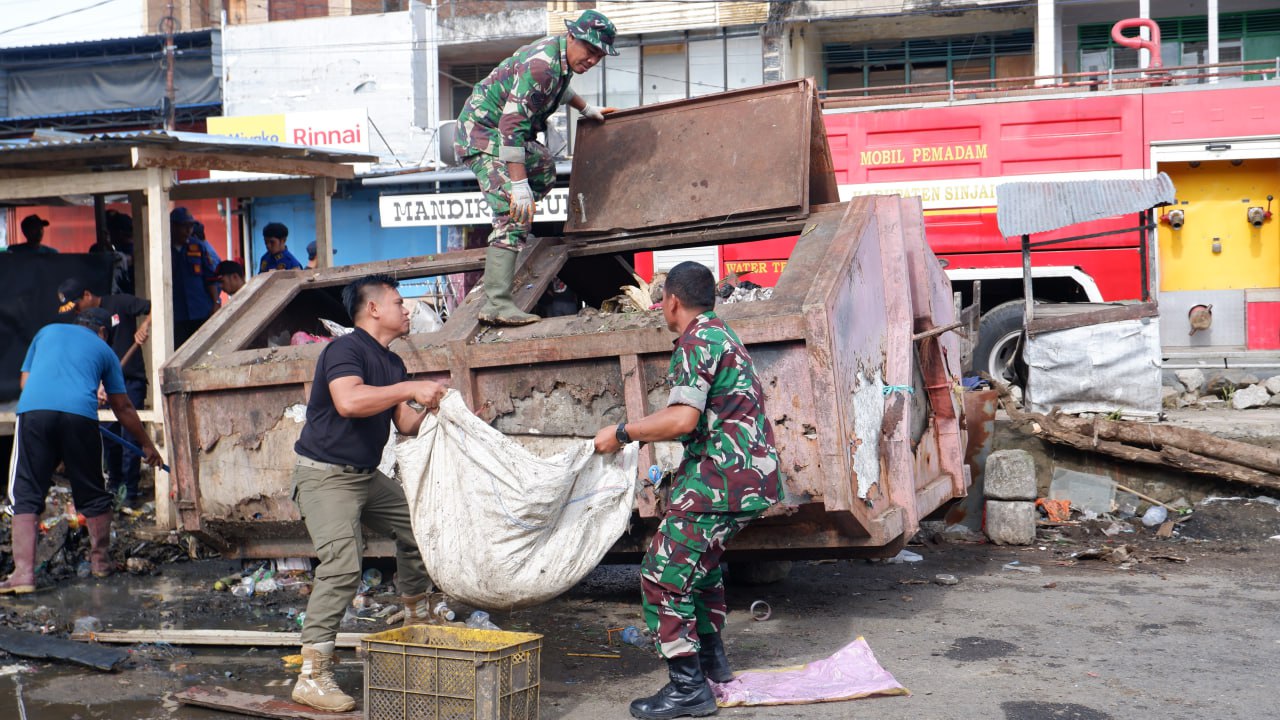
396, 390, 639, 609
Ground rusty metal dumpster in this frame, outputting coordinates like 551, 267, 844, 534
161, 80, 968, 560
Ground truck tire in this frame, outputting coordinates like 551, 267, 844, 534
973, 301, 1025, 386
728, 560, 793, 586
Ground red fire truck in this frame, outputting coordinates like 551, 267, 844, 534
637, 62, 1280, 381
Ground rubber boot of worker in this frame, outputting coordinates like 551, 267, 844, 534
697, 633, 734, 683
478, 245, 538, 326
0, 514, 38, 595
629, 654, 718, 719
292, 642, 356, 712
85, 513, 114, 578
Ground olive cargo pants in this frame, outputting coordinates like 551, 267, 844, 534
292, 459, 432, 646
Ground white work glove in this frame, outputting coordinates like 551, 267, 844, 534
580, 104, 616, 122
508, 178, 535, 224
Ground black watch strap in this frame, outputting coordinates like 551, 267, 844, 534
615, 422, 631, 445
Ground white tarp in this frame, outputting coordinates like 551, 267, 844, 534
1024, 317, 1162, 419
396, 391, 640, 610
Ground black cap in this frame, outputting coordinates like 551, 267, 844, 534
57, 278, 88, 306
170, 206, 196, 224
21, 214, 49, 232
76, 307, 116, 331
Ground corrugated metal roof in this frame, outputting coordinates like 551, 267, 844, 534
996, 173, 1175, 237
0, 102, 220, 124
0, 129, 375, 163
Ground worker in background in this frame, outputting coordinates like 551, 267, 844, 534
8, 214, 57, 254
594, 261, 782, 719
215, 260, 246, 298
0, 308, 163, 594
455, 8, 617, 326
58, 278, 152, 508
259, 222, 303, 272
170, 207, 221, 347
289, 274, 446, 712
105, 210, 136, 294
306, 240, 336, 269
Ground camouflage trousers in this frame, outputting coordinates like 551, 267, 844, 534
640, 510, 760, 659
461, 146, 557, 249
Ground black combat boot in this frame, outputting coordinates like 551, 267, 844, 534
629, 654, 718, 719
697, 633, 734, 683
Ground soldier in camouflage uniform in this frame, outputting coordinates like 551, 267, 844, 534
595, 261, 782, 719
455, 9, 618, 326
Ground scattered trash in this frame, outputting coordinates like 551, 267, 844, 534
319, 318, 352, 337
566, 652, 621, 659
465, 611, 500, 631
710, 636, 907, 706
1141, 505, 1169, 527
1049, 468, 1115, 517
72, 617, 102, 635
1156, 521, 1176, 538
933, 574, 959, 586
126, 557, 157, 575
749, 600, 772, 621
1100, 521, 1132, 537
1070, 545, 1136, 564
619, 626, 650, 648
1001, 561, 1042, 574
1036, 498, 1072, 522
884, 549, 923, 564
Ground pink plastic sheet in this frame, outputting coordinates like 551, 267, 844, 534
711, 636, 908, 707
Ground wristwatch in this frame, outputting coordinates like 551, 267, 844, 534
615, 422, 631, 445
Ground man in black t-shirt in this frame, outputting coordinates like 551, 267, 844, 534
289, 274, 446, 713
58, 278, 152, 507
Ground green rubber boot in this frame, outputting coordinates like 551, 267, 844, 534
479, 245, 539, 326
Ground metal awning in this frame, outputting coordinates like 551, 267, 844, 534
996, 173, 1175, 237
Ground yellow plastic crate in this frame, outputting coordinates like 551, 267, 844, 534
363, 625, 542, 720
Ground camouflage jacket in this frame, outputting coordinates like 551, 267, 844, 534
666, 311, 782, 514
455, 35, 571, 165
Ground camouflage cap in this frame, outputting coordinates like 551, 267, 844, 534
564, 9, 619, 57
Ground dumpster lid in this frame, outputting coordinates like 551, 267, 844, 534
996, 172, 1175, 237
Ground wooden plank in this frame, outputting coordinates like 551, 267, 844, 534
0, 626, 129, 671
0, 168, 150, 199
565, 215, 818, 258
146, 169, 175, 529
313, 177, 335, 269
175, 687, 362, 720
74, 629, 368, 648
132, 146, 356, 179
1025, 302, 1159, 336
170, 177, 316, 201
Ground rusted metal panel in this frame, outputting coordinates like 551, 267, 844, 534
1025, 301, 1159, 336
566, 80, 832, 237
166, 190, 966, 560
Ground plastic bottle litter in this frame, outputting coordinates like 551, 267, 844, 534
362, 568, 382, 588
255, 577, 279, 594
296, 611, 307, 629
72, 616, 103, 634
1002, 561, 1042, 574
885, 549, 923, 564
1141, 505, 1169, 527
231, 577, 256, 598
433, 600, 456, 622
620, 626, 650, 648
465, 611, 500, 631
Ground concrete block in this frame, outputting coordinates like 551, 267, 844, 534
1232, 383, 1271, 410
1175, 369, 1205, 394
984, 449, 1037, 500
985, 500, 1036, 546
1264, 375, 1280, 395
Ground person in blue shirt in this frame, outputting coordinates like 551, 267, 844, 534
259, 222, 304, 273
0, 308, 162, 595
170, 207, 221, 347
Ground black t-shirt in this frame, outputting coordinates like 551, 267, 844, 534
294, 327, 406, 468
100, 294, 151, 381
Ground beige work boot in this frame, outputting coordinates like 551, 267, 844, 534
292, 642, 356, 712
479, 245, 539, 326
0, 514, 37, 595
